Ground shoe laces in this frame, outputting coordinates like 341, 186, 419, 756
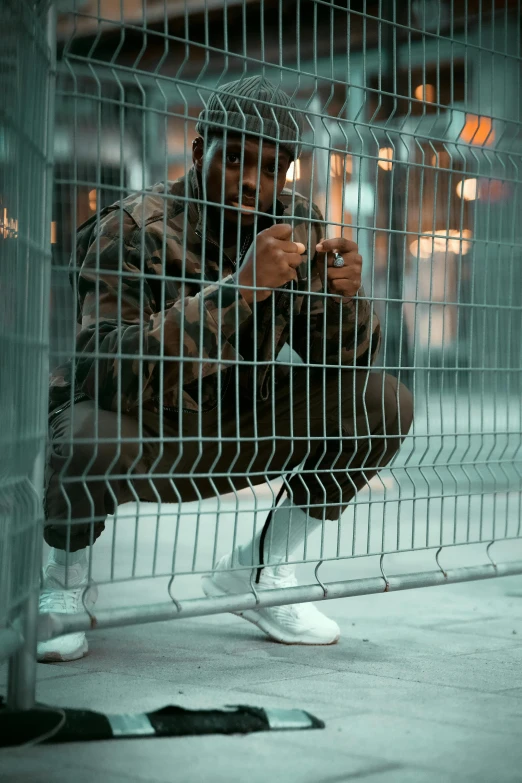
258, 564, 322, 621
40, 587, 82, 615
258, 563, 298, 590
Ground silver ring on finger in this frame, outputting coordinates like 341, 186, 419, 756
333, 252, 345, 268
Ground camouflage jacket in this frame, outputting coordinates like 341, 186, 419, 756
49, 168, 381, 415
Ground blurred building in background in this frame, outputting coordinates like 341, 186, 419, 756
51, 0, 522, 392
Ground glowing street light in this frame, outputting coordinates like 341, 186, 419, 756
330, 154, 352, 177
377, 147, 393, 171
409, 229, 472, 258
459, 114, 495, 146
414, 83, 435, 102
456, 178, 478, 201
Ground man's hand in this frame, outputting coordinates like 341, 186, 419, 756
316, 237, 362, 302
237, 223, 306, 304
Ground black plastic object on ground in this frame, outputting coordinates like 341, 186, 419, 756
0, 698, 324, 746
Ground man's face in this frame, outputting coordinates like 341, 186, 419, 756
193, 134, 292, 228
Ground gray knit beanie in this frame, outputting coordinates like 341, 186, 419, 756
196, 75, 303, 159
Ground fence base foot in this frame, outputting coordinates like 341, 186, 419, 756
7, 589, 40, 712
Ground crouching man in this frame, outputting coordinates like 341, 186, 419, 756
39, 76, 413, 661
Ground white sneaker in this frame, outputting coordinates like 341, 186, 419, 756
202, 553, 340, 645
37, 558, 98, 663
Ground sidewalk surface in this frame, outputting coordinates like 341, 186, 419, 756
2, 487, 522, 782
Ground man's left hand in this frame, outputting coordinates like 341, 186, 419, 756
316, 237, 362, 302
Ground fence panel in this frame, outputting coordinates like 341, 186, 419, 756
41, 0, 522, 642
0, 1, 55, 706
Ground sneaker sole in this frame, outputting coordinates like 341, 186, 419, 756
37, 582, 98, 664
201, 576, 340, 646
37, 638, 88, 663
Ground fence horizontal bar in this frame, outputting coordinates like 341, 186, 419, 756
51, 182, 522, 241
63, 17, 522, 70
38, 560, 522, 642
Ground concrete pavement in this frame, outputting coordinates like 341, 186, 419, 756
2, 488, 522, 782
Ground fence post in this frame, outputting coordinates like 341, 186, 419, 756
2, 1, 55, 711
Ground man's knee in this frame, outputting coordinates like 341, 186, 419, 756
382, 373, 413, 439
49, 401, 137, 477
350, 371, 413, 439
44, 402, 139, 548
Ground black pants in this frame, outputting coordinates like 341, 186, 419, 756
44, 370, 413, 551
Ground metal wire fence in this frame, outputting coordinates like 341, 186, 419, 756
37, 0, 522, 644
1, 0, 54, 707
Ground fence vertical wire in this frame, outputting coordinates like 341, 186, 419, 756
0, 0, 55, 708
39, 0, 522, 641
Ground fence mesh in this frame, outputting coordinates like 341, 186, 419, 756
45, 0, 522, 620
0, 0, 53, 663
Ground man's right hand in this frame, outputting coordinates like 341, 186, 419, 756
237, 223, 306, 304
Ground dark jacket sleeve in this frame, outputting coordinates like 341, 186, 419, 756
72, 210, 252, 412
